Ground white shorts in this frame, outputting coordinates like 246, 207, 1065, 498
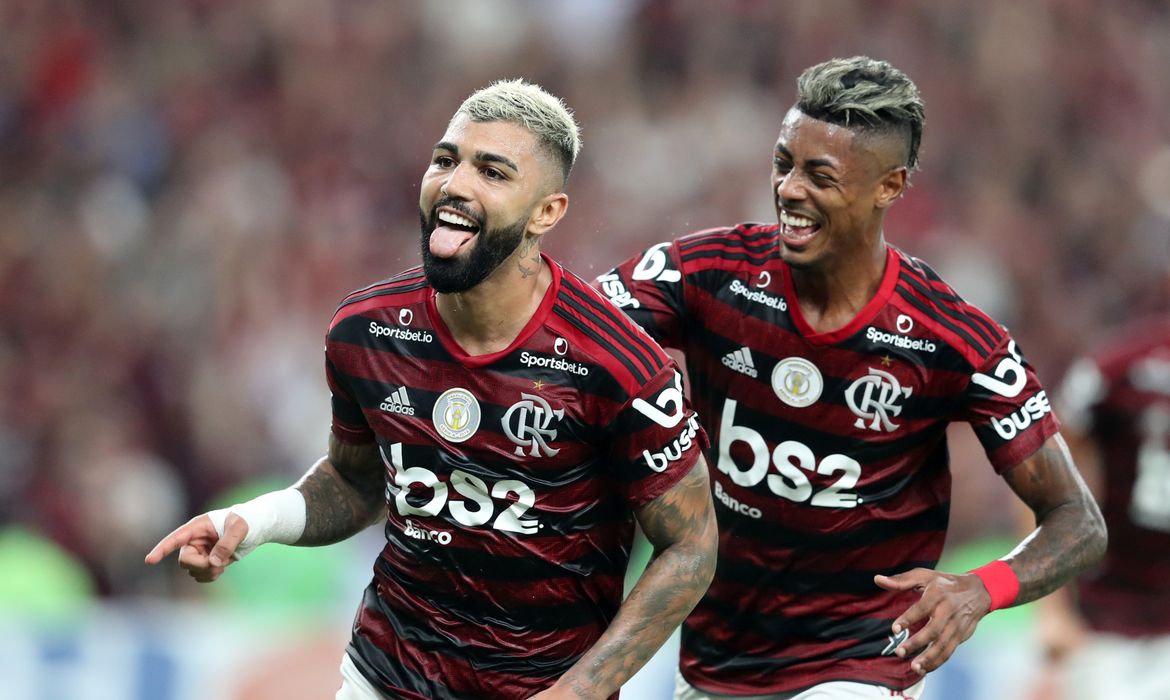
1063, 632, 1170, 700
336, 652, 390, 700
673, 668, 926, 700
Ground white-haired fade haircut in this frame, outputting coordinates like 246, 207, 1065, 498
455, 79, 581, 187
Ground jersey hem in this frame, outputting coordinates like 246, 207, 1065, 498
680, 668, 921, 696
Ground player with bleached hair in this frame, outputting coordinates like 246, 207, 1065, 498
149, 79, 718, 700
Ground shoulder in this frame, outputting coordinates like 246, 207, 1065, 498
555, 268, 677, 393
329, 267, 430, 333
891, 249, 1010, 368
673, 222, 779, 270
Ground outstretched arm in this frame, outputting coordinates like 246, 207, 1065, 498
295, 434, 386, 545
876, 433, 1106, 675
145, 433, 386, 582
532, 458, 718, 700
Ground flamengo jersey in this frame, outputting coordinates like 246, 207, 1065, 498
326, 255, 706, 700
1058, 319, 1170, 637
596, 223, 1058, 694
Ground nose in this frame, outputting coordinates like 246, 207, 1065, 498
775, 170, 806, 205
440, 162, 472, 200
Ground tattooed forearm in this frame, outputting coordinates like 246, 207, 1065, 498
552, 460, 718, 697
292, 436, 386, 545
517, 237, 541, 278
1004, 437, 1107, 604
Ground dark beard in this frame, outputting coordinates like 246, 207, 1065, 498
419, 207, 528, 293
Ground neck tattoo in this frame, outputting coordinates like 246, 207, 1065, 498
517, 238, 540, 279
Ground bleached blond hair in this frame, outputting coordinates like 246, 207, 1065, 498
796, 56, 926, 171
455, 79, 581, 187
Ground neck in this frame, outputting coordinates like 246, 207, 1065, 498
434, 240, 550, 356
790, 235, 888, 334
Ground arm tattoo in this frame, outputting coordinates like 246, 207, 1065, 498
555, 460, 718, 696
293, 434, 386, 545
1005, 436, 1107, 604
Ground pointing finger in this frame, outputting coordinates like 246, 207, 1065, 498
145, 522, 199, 565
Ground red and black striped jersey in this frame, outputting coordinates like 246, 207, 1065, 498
595, 223, 1058, 694
1058, 318, 1170, 637
326, 255, 706, 700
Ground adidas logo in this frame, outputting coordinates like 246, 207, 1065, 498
721, 347, 759, 378
379, 387, 416, 416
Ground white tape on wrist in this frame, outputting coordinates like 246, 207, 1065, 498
207, 488, 307, 561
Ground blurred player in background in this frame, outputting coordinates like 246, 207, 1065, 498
596, 56, 1106, 699
147, 79, 718, 700
1028, 316, 1170, 700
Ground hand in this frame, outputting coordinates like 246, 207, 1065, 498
874, 568, 991, 675
144, 512, 249, 583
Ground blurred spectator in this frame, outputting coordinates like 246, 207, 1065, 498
2, 0, 1169, 596
1026, 298, 1170, 700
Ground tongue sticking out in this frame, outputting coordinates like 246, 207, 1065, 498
429, 225, 475, 258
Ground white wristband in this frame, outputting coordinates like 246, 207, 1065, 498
206, 488, 307, 561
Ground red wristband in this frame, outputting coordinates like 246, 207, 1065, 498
969, 560, 1020, 611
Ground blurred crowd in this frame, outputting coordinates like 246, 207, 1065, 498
2, 0, 1169, 598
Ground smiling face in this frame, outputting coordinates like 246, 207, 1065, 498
419, 114, 561, 293
772, 108, 908, 271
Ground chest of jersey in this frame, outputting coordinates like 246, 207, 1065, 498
690, 273, 959, 517
700, 272, 941, 418
341, 312, 625, 541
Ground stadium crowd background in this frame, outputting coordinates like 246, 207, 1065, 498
1, 0, 1169, 697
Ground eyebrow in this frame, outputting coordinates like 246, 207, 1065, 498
433, 141, 520, 174
774, 144, 838, 171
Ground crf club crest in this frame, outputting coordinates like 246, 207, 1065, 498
845, 368, 912, 433
503, 393, 564, 457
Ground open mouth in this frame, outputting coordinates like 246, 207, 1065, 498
429, 208, 482, 258
779, 209, 820, 246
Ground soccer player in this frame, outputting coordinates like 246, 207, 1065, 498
594, 56, 1106, 699
1028, 319, 1170, 700
146, 79, 718, 700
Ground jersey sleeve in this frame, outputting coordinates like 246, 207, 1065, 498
593, 241, 687, 349
605, 364, 709, 508
325, 343, 374, 444
962, 337, 1061, 473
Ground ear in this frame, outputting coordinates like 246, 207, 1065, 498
526, 192, 569, 237
875, 167, 908, 210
